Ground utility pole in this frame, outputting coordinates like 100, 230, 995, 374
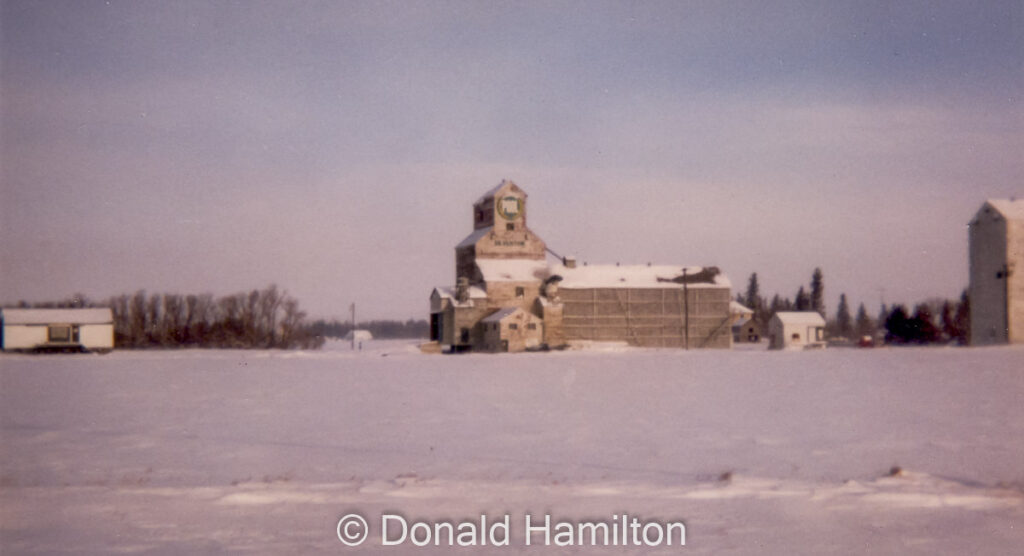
999, 263, 1011, 341
350, 302, 356, 350
683, 268, 689, 350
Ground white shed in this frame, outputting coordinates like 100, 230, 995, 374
769, 311, 826, 350
1, 308, 114, 352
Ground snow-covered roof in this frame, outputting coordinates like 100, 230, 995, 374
343, 329, 373, 341
474, 179, 519, 205
1, 308, 113, 325
983, 199, 1024, 221
772, 311, 826, 326
481, 307, 521, 323
432, 285, 488, 303
477, 259, 548, 282
456, 227, 492, 249
549, 263, 731, 289
730, 301, 753, 315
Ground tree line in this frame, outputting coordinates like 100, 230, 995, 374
8, 285, 324, 349
736, 268, 970, 345
880, 293, 969, 345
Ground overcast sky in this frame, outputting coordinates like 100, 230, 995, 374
2, 1, 1021, 320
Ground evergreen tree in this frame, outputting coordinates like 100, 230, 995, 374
954, 290, 970, 345
795, 286, 810, 311
911, 303, 942, 344
810, 268, 825, 318
885, 303, 943, 344
835, 293, 853, 338
855, 303, 874, 338
884, 305, 911, 344
744, 273, 761, 311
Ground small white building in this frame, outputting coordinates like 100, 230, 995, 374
769, 311, 826, 350
1, 308, 114, 352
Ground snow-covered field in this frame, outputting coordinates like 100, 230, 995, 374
2, 340, 1022, 554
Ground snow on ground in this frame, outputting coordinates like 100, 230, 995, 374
1, 342, 1022, 554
